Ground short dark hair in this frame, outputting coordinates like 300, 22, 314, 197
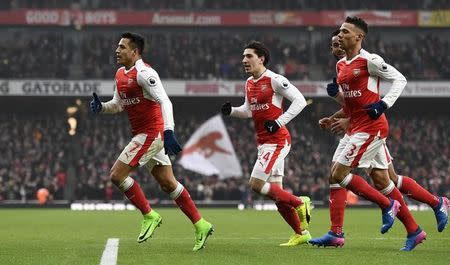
121, 32, 145, 54
244, 41, 270, 66
332, 29, 340, 38
345, 16, 368, 34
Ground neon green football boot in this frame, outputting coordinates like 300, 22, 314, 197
137, 210, 162, 243
296, 196, 312, 230
192, 218, 214, 251
279, 231, 312, 246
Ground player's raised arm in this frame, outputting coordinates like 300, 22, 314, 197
96, 83, 123, 114
368, 54, 407, 109
271, 75, 307, 127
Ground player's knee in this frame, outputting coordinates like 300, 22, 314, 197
328, 173, 337, 184
159, 179, 177, 194
389, 174, 398, 185
249, 182, 262, 194
373, 181, 386, 191
330, 170, 344, 184
372, 176, 389, 190
109, 170, 123, 186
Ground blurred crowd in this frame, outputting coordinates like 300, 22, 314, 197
1, 30, 448, 81
318, 33, 450, 81
1, 0, 448, 10
0, 114, 69, 201
1, 101, 449, 205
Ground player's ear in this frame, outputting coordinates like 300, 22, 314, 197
260, 55, 265, 65
356, 32, 365, 42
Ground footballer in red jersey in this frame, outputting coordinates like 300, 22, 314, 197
311, 17, 426, 251
221, 41, 312, 246
312, 28, 448, 249
90, 32, 213, 251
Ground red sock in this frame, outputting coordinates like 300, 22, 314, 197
329, 187, 347, 235
268, 183, 302, 208
345, 174, 391, 209
174, 188, 202, 224
386, 187, 419, 234
276, 202, 302, 234
399, 175, 439, 208
124, 181, 151, 215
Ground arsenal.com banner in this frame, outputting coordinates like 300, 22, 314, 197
0, 10, 419, 27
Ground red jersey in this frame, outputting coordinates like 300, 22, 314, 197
114, 63, 163, 136
337, 49, 389, 137
231, 70, 307, 145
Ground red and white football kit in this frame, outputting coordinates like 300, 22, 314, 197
334, 49, 406, 170
230, 69, 307, 182
101, 59, 174, 170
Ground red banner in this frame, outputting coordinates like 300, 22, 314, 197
0, 10, 419, 27
345, 11, 417, 26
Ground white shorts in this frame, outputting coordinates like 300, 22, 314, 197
332, 134, 350, 162
118, 133, 172, 171
251, 139, 290, 182
336, 132, 390, 169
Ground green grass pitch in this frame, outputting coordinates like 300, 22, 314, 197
1, 208, 449, 265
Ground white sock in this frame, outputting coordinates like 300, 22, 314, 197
339, 174, 353, 188
396, 175, 403, 189
169, 182, 184, 200
260, 182, 271, 195
117, 176, 134, 192
380, 181, 395, 195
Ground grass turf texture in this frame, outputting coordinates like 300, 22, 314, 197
1, 208, 449, 265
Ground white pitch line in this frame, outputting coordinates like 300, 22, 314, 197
100, 238, 119, 265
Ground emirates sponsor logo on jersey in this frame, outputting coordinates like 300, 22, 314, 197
341, 83, 362, 98
119, 91, 141, 106
122, 97, 141, 106
343, 90, 362, 98
250, 103, 269, 111
249, 96, 269, 111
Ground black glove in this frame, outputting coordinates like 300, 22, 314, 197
364, 100, 388, 120
90, 92, 102, 113
163, 130, 182, 156
221, 102, 231, 116
264, 120, 280, 133
327, 77, 339, 97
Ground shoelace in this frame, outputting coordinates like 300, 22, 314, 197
403, 238, 414, 250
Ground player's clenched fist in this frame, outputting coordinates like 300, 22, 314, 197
163, 130, 182, 156
318, 117, 332, 130
364, 100, 387, 120
90, 92, 102, 113
326, 77, 339, 97
264, 120, 280, 133
221, 102, 232, 116
330, 118, 349, 134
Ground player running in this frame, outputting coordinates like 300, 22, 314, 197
221, 41, 312, 246
310, 29, 449, 249
310, 17, 427, 251
89, 32, 213, 251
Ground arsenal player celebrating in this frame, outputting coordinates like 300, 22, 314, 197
221, 41, 312, 247
311, 17, 426, 251
311, 29, 449, 249
90, 32, 213, 251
